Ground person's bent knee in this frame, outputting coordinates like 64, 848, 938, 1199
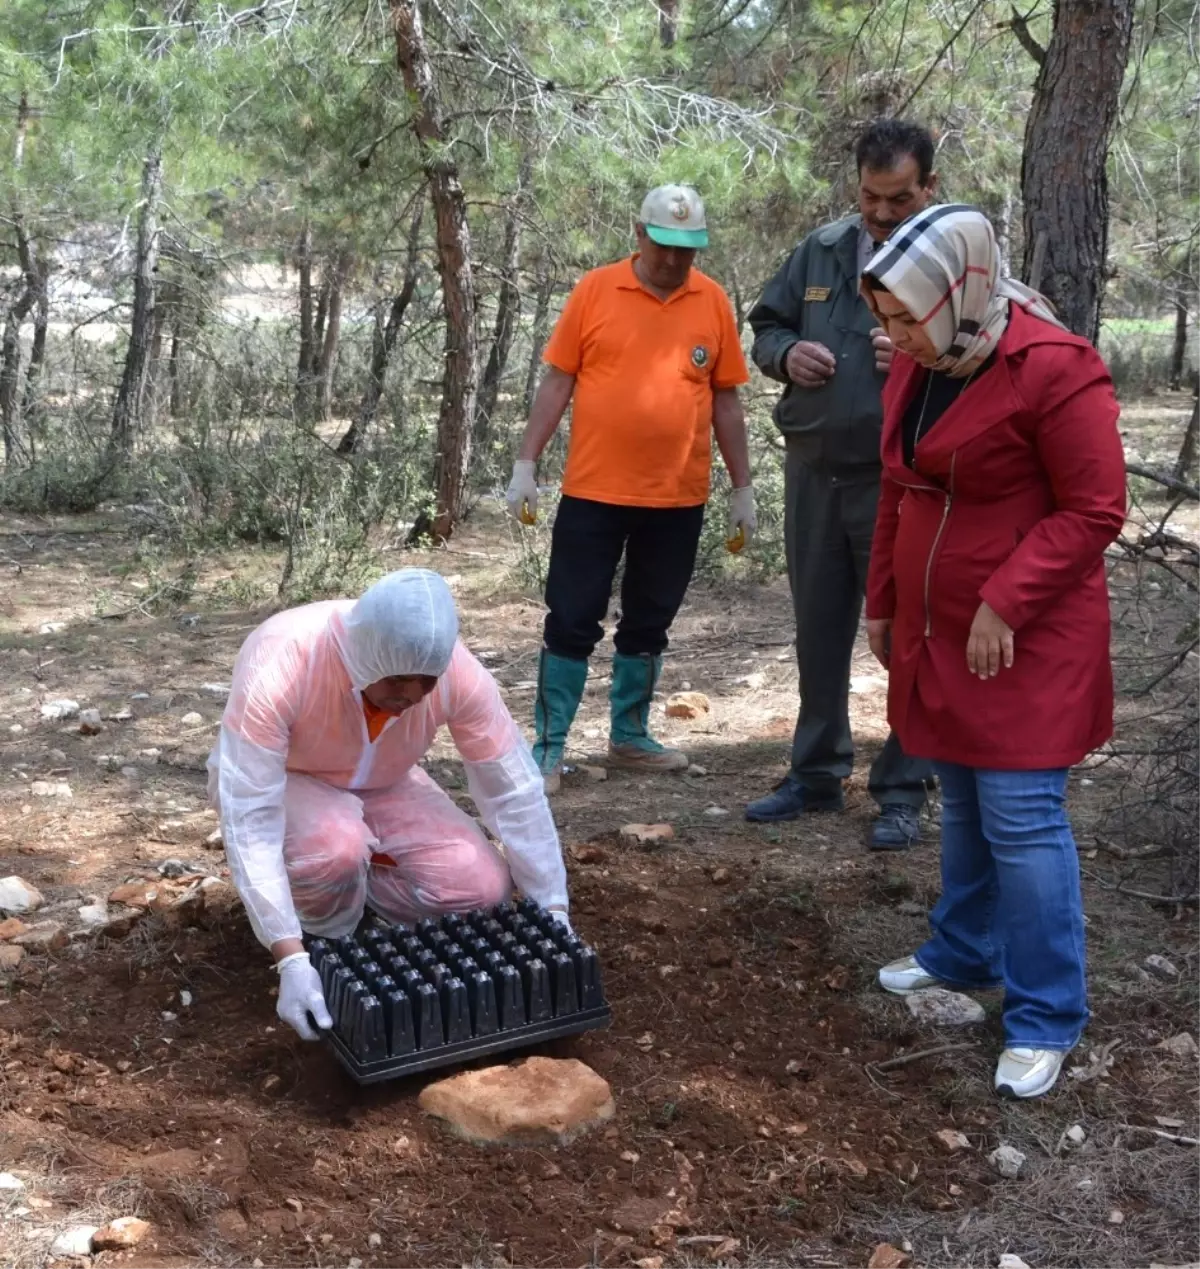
285, 824, 371, 936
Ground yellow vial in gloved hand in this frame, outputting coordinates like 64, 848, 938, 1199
726, 525, 745, 555
520, 500, 537, 526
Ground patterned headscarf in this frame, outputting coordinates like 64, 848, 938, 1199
862, 204, 1064, 379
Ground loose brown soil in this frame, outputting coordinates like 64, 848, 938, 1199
0, 476, 1196, 1268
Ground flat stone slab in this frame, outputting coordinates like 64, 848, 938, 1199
905, 987, 986, 1027
419, 1056, 615, 1145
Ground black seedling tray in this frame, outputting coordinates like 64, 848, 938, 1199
307, 899, 612, 1084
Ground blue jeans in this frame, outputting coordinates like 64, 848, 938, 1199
915, 763, 1088, 1050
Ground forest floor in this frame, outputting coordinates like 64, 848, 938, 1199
0, 397, 1196, 1269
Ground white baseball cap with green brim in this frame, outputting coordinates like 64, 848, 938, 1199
639, 184, 709, 249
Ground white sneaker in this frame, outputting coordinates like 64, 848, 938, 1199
542, 765, 563, 796
878, 955, 944, 994
994, 1047, 1068, 1099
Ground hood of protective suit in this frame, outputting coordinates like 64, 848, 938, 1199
335, 569, 459, 689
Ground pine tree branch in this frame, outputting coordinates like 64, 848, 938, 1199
1001, 6, 1047, 66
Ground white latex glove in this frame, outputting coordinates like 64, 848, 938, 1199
506, 460, 539, 524
276, 952, 333, 1041
728, 486, 757, 551
549, 908, 573, 935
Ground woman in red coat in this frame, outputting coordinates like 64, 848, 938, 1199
860, 204, 1127, 1099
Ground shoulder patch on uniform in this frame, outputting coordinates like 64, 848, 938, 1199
804, 286, 831, 301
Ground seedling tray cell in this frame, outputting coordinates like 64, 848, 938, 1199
307, 900, 612, 1084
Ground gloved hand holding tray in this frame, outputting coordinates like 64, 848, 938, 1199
307, 899, 611, 1084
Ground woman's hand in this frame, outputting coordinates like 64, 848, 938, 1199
866, 618, 892, 669
966, 602, 1014, 679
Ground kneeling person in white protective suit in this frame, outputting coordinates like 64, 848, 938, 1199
208, 568, 570, 1042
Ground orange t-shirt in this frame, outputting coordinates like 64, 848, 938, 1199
543, 257, 749, 508
361, 695, 391, 744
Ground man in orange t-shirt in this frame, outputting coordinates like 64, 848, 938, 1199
506, 185, 754, 791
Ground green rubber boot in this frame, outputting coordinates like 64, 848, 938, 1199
607, 652, 689, 772
533, 650, 588, 794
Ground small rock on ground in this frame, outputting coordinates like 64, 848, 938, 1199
12, 921, 67, 952
180, 711, 205, 726
51, 1226, 99, 1257
1064, 1124, 1087, 1146
934, 1128, 970, 1152
0, 945, 25, 970
0, 917, 29, 940
0, 1173, 24, 1190
665, 691, 711, 719
619, 823, 675, 845
92, 1217, 151, 1250
201, 682, 231, 700
30, 780, 72, 798
77, 901, 109, 929
568, 843, 607, 865
0, 876, 44, 916
418, 1055, 614, 1145
998, 1257, 1032, 1269
905, 988, 986, 1027
989, 1144, 1027, 1179
40, 699, 79, 721
1157, 1032, 1198, 1058
78, 708, 104, 735
868, 1244, 911, 1269
1143, 954, 1179, 980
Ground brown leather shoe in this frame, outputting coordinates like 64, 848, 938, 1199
606, 742, 689, 772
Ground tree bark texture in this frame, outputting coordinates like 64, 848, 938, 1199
1, 90, 41, 464
475, 152, 531, 447
295, 220, 316, 419
1175, 397, 1199, 482
20, 260, 49, 430
523, 259, 554, 415
1170, 288, 1189, 390
658, 0, 681, 48
317, 251, 353, 422
339, 195, 425, 456
1019, 0, 1135, 341
110, 148, 163, 453
391, 0, 478, 543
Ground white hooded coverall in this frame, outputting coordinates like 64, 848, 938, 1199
207, 569, 569, 948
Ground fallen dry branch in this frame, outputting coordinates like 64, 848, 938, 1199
869, 1042, 977, 1073
1081, 868, 1199, 905
1122, 1124, 1200, 1147
1126, 463, 1200, 500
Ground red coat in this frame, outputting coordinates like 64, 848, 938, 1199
865, 305, 1127, 770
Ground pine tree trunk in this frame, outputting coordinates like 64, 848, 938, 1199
168, 321, 184, 417
658, 0, 681, 48
295, 221, 316, 420
20, 259, 48, 429
475, 153, 530, 447
0, 292, 32, 466
1175, 396, 1199, 482
317, 252, 353, 422
1019, 0, 1135, 341
110, 149, 163, 453
2, 91, 35, 464
391, 0, 478, 543
523, 259, 553, 415
1170, 288, 1189, 391
339, 196, 424, 456
145, 303, 167, 431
